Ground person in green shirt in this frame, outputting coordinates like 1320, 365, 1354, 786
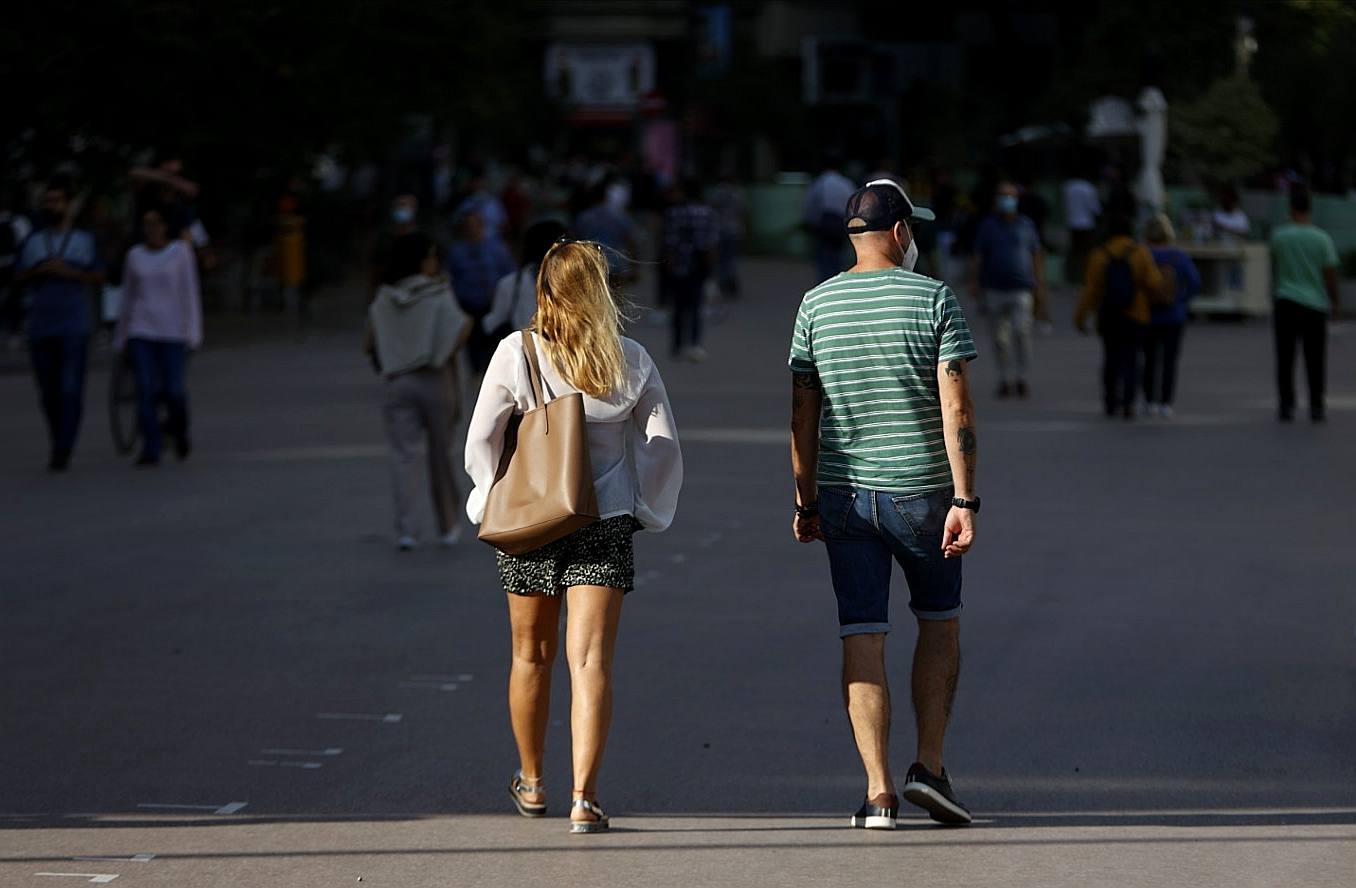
1270, 186, 1341, 422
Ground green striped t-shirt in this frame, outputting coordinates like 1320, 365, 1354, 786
789, 268, 978, 493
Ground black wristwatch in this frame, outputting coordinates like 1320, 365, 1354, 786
952, 496, 981, 514
795, 502, 819, 517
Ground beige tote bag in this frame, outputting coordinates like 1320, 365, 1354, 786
478, 332, 599, 555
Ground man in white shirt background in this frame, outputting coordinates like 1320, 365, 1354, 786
1062, 167, 1101, 294
804, 153, 856, 284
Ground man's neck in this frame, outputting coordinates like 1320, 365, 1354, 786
1291, 213, 1312, 225
850, 253, 899, 273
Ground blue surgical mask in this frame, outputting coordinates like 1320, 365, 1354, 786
392, 206, 415, 225
996, 195, 1019, 215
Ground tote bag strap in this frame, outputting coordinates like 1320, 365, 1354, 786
520, 330, 547, 411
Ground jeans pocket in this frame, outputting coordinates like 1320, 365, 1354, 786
890, 489, 952, 538
817, 486, 857, 537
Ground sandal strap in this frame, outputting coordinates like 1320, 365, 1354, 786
512, 771, 544, 794
571, 798, 606, 819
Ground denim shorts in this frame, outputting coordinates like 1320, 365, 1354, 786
818, 485, 963, 636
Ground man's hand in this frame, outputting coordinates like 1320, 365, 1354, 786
793, 511, 822, 544
46, 259, 82, 281
941, 506, 975, 559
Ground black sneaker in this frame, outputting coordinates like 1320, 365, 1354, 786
1016, 381, 1029, 399
849, 792, 897, 830
902, 762, 972, 825
997, 383, 1012, 399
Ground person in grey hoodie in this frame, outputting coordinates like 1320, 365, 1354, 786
364, 233, 470, 550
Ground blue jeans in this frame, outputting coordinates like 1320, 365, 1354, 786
29, 333, 89, 461
127, 338, 189, 460
818, 485, 963, 636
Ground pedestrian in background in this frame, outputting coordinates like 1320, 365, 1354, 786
1143, 214, 1201, 418
790, 180, 978, 830
366, 233, 470, 550
970, 181, 1045, 398
465, 239, 682, 834
573, 181, 636, 285
13, 176, 105, 472
708, 168, 748, 300
661, 178, 718, 362
447, 209, 514, 374
1270, 185, 1341, 423
1062, 165, 1102, 293
804, 154, 856, 283
483, 219, 568, 341
369, 192, 422, 291
1075, 215, 1163, 419
113, 208, 202, 466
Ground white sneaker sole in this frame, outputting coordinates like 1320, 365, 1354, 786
903, 782, 972, 824
849, 814, 897, 830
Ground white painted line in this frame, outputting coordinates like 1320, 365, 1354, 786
399, 681, 458, 691
136, 801, 248, 815
260, 747, 343, 757
409, 673, 474, 682
316, 712, 402, 723
71, 855, 154, 863
249, 760, 323, 769
35, 874, 119, 883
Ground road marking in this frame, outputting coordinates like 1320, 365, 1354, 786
399, 681, 458, 691
249, 760, 323, 769
136, 801, 247, 815
409, 673, 474, 682
316, 712, 403, 723
35, 874, 119, 883
71, 855, 153, 863
260, 747, 343, 756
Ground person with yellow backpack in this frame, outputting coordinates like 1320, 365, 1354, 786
1075, 215, 1163, 419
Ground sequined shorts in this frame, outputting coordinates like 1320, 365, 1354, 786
496, 515, 642, 596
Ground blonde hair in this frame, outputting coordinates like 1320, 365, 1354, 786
1145, 213, 1175, 244
532, 240, 626, 397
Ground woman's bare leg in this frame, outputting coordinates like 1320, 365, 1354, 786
564, 584, 624, 817
506, 592, 562, 804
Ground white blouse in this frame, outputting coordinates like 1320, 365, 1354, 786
465, 331, 682, 532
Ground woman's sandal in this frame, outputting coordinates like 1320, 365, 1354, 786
569, 797, 610, 834
508, 770, 546, 818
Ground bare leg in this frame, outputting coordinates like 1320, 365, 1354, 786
564, 584, 624, 818
842, 633, 895, 799
506, 592, 562, 805
913, 617, 960, 774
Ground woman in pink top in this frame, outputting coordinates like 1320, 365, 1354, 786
113, 209, 202, 466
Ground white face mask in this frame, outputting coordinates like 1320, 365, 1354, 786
901, 231, 919, 271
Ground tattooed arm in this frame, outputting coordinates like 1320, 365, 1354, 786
790, 370, 823, 543
938, 358, 977, 558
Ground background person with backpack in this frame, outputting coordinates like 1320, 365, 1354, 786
1075, 215, 1163, 419
1142, 214, 1202, 418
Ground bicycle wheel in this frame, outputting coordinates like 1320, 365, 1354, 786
109, 353, 139, 455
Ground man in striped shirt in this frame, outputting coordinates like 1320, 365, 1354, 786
789, 179, 979, 829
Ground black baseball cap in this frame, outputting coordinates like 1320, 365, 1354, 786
843, 179, 935, 234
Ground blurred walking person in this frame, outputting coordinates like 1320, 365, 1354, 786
1075, 215, 1163, 419
708, 169, 748, 300
790, 180, 979, 829
365, 233, 470, 550
970, 181, 1045, 398
1142, 214, 1201, 418
661, 179, 718, 362
574, 182, 637, 285
113, 209, 203, 466
447, 209, 514, 374
805, 154, 855, 283
1061, 166, 1101, 293
13, 177, 105, 471
1270, 186, 1341, 422
482, 219, 567, 342
465, 239, 682, 834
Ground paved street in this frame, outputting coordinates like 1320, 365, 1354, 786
2, 258, 1355, 887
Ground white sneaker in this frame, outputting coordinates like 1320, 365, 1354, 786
1141, 402, 1157, 417
1159, 404, 1174, 419
439, 526, 464, 547
397, 535, 417, 551
685, 345, 708, 363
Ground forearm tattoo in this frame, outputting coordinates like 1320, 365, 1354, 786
958, 425, 977, 491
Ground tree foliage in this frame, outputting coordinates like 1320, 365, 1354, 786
1170, 74, 1278, 183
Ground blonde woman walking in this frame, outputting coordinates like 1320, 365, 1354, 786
465, 239, 682, 834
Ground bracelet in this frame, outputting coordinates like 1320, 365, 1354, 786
795, 502, 818, 517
